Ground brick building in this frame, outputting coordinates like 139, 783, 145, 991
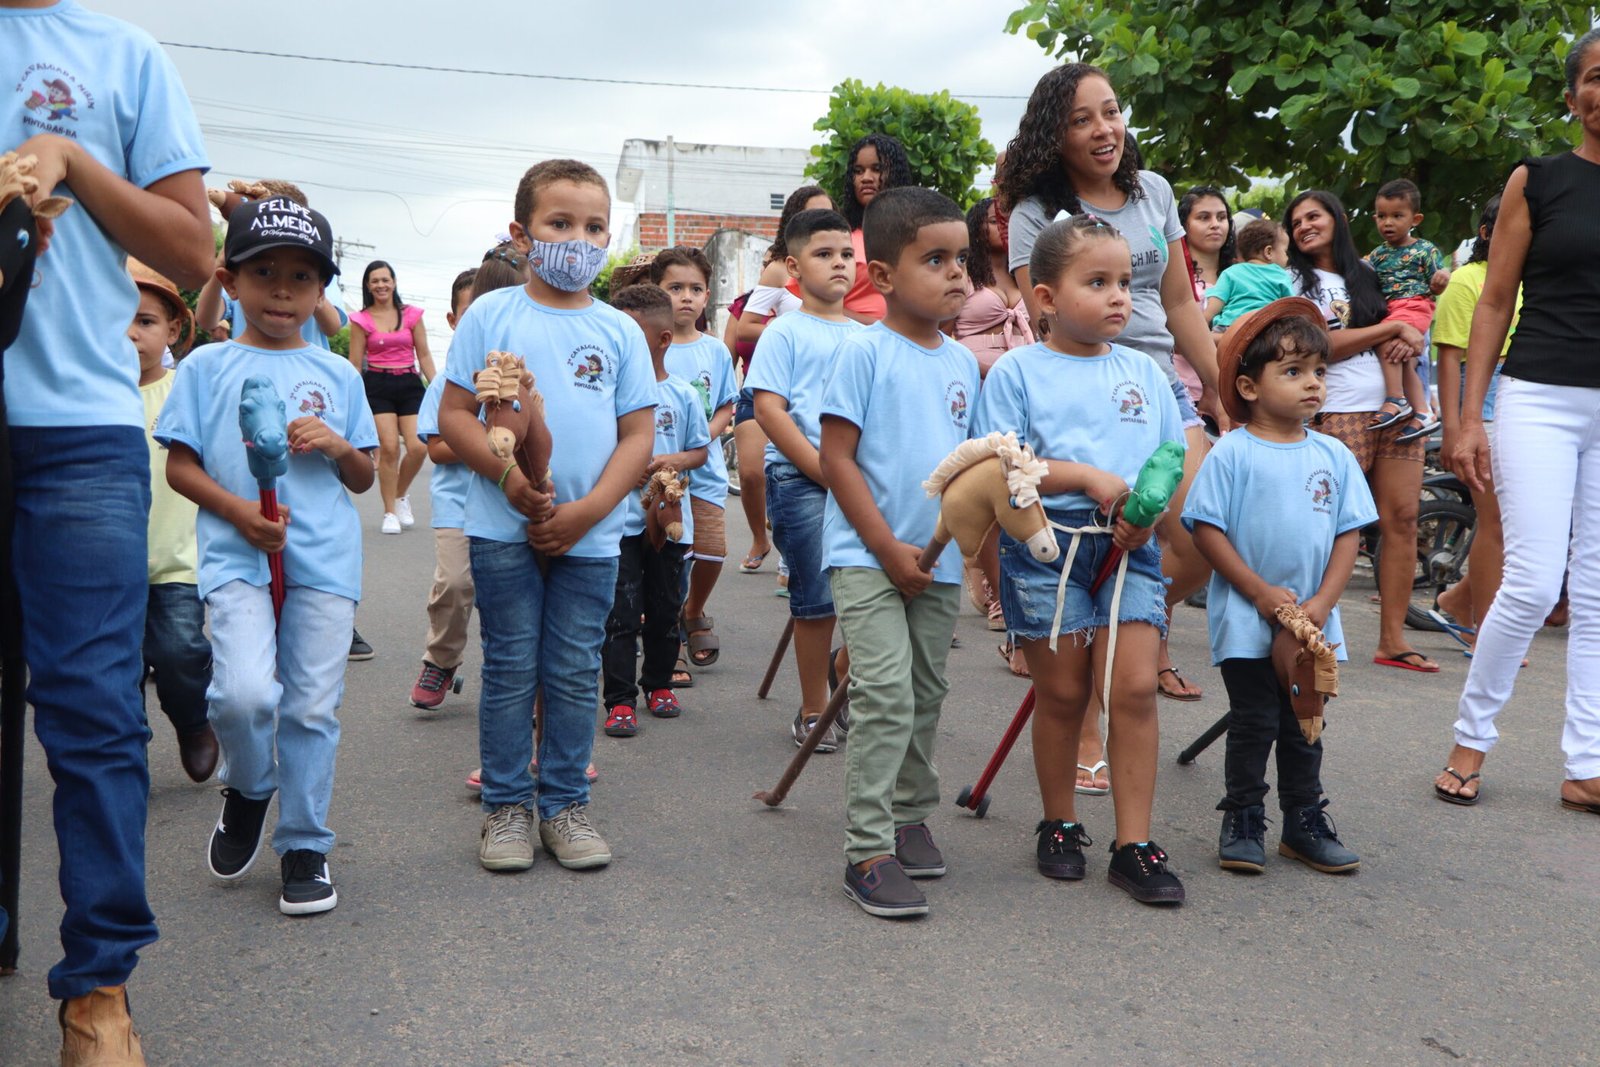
616, 138, 812, 252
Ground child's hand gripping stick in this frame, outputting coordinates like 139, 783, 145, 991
239, 376, 290, 622
1088, 440, 1186, 596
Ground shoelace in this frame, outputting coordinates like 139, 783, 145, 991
1036, 821, 1092, 853
549, 805, 600, 843
416, 664, 447, 692
486, 807, 530, 845
1299, 799, 1340, 840
1230, 808, 1270, 842
1130, 843, 1170, 874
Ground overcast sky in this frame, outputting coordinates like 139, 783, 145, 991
95, 0, 1061, 351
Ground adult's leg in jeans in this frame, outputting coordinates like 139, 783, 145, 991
640, 542, 686, 692
892, 583, 959, 829
205, 581, 281, 799
272, 588, 355, 854
600, 536, 645, 708
470, 538, 541, 810
422, 527, 474, 670
13, 426, 157, 1000
143, 582, 212, 737
1218, 659, 1279, 811
536, 555, 616, 819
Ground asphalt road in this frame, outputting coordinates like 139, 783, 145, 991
2, 485, 1593, 1066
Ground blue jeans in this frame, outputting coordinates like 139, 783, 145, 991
12, 426, 156, 1000
143, 582, 212, 737
206, 580, 355, 854
470, 539, 616, 818
766, 463, 833, 619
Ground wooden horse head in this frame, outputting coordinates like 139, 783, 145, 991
923, 431, 1059, 564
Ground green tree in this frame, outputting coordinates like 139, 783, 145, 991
807, 80, 995, 208
590, 244, 641, 305
1005, 1, 1592, 243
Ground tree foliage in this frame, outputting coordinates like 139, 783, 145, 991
807, 80, 995, 208
1005, 0, 1592, 243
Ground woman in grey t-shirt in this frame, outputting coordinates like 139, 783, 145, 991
999, 62, 1220, 719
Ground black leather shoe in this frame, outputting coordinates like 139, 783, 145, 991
177, 724, 219, 783
1218, 804, 1267, 873
1279, 800, 1360, 873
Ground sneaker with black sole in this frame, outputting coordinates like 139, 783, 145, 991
894, 823, 946, 878
603, 705, 639, 737
409, 661, 457, 709
208, 787, 272, 880
348, 629, 374, 661
540, 803, 612, 870
1279, 799, 1360, 873
843, 856, 928, 918
278, 849, 337, 915
1218, 804, 1268, 873
1107, 840, 1186, 905
1035, 818, 1091, 880
791, 710, 839, 753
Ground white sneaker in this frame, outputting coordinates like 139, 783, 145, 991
395, 495, 415, 528
381, 512, 402, 535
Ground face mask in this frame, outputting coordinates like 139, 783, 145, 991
527, 238, 609, 292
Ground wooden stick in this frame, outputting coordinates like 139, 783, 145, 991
757, 617, 794, 700
753, 668, 850, 807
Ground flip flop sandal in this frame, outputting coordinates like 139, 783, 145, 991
671, 657, 694, 688
1435, 767, 1481, 806
996, 642, 1030, 678
1560, 795, 1600, 815
1157, 666, 1203, 701
683, 614, 720, 667
739, 550, 769, 573
1076, 760, 1110, 796
1374, 651, 1441, 673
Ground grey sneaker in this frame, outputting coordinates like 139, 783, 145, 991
479, 805, 535, 872
791, 710, 841, 754
539, 803, 612, 870
894, 823, 947, 878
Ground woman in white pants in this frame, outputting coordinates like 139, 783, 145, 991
1438, 26, 1600, 811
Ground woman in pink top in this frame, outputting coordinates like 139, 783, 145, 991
349, 260, 435, 534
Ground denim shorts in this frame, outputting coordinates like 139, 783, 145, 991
766, 462, 833, 619
998, 506, 1168, 643
1170, 374, 1203, 431
733, 385, 756, 426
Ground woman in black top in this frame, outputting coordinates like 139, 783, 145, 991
1439, 27, 1600, 811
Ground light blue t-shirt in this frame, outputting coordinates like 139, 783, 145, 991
153, 341, 378, 602
663, 333, 736, 508
820, 323, 979, 586
623, 375, 710, 545
972, 342, 1184, 513
415, 374, 468, 530
1208, 262, 1295, 330
745, 311, 863, 469
1181, 428, 1378, 664
222, 279, 347, 351
443, 285, 656, 554
2, 1, 210, 428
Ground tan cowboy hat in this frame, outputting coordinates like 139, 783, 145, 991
127, 257, 195, 356
1215, 296, 1327, 427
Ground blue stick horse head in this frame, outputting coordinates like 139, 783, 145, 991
239, 376, 289, 487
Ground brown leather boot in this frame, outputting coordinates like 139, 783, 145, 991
59, 985, 146, 1066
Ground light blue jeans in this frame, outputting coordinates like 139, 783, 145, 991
205, 580, 355, 855
469, 539, 616, 819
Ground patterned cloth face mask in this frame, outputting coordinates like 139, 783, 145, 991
527, 238, 609, 292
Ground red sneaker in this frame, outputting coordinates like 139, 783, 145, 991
603, 705, 639, 737
647, 689, 682, 719
410, 661, 457, 709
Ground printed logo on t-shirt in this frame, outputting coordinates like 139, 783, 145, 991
567, 345, 614, 392
289, 379, 336, 420
15, 65, 92, 138
1133, 224, 1169, 268
1112, 380, 1148, 423
944, 381, 970, 429
1305, 468, 1339, 515
691, 373, 713, 416
656, 406, 676, 439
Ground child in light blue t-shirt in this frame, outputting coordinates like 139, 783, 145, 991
1182, 298, 1375, 878
603, 285, 710, 732
971, 215, 1186, 906
819, 189, 978, 920
437, 159, 656, 875
1205, 219, 1293, 331
158, 198, 377, 918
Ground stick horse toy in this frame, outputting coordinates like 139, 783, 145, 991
0, 151, 71, 973
755, 431, 1056, 807
473, 350, 553, 545
239, 377, 290, 621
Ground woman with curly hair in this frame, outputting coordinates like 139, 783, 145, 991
999, 63, 1221, 726
834, 132, 913, 323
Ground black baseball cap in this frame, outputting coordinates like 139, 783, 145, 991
224, 195, 340, 278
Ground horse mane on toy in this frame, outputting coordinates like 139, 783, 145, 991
923, 431, 1048, 508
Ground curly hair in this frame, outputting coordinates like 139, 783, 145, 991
1468, 194, 1501, 264
998, 63, 1143, 218
512, 158, 608, 226
839, 133, 912, 229
1284, 190, 1387, 328
965, 197, 997, 289
767, 184, 830, 263
1178, 185, 1237, 273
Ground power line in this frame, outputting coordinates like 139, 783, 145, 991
160, 42, 1029, 101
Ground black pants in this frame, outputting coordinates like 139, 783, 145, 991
602, 534, 686, 708
1219, 657, 1323, 812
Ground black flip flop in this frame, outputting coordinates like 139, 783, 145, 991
1435, 767, 1481, 806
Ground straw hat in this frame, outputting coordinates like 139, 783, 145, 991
1214, 296, 1327, 427
127, 257, 195, 356
607, 252, 656, 295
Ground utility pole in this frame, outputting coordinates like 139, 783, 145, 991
665, 135, 676, 248
332, 236, 373, 307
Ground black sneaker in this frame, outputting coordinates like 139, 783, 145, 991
348, 629, 374, 661
1035, 819, 1091, 880
279, 849, 338, 916
1279, 799, 1360, 873
1218, 804, 1268, 873
843, 857, 928, 919
1107, 840, 1185, 905
208, 787, 272, 880
894, 823, 946, 878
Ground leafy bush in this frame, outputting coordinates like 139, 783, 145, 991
591, 244, 641, 305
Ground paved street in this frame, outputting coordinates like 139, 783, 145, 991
2, 486, 1592, 1066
